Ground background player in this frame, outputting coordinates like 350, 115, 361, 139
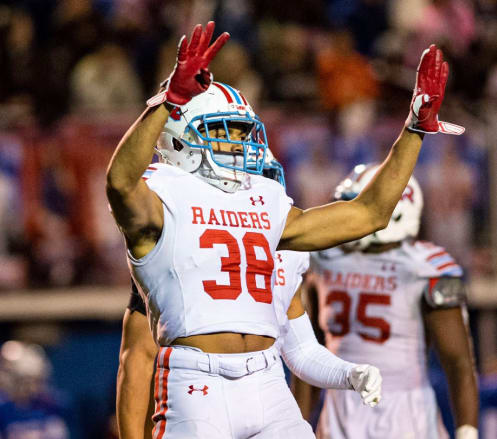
106, 19, 463, 438
297, 164, 479, 439
116, 155, 382, 438
0, 340, 71, 439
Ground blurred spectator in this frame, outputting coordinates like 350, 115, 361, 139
23, 133, 82, 287
315, 30, 379, 111
405, 0, 476, 66
210, 41, 262, 107
0, 131, 27, 289
420, 138, 475, 269
0, 7, 35, 101
293, 144, 344, 208
332, 100, 378, 170
0, 6, 37, 123
70, 41, 143, 116
258, 22, 317, 103
388, 0, 429, 34
212, 0, 258, 54
325, 0, 389, 56
0, 340, 71, 439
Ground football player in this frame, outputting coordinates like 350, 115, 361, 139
298, 164, 479, 439
117, 153, 383, 439
106, 21, 464, 438
0, 341, 70, 439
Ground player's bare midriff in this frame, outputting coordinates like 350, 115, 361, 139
172, 333, 276, 353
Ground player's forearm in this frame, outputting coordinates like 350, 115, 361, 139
355, 128, 423, 228
107, 104, 170, 194
444, 360, 479, 428
116, 353, 156, 439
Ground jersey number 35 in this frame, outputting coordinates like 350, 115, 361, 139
326, 290, 391, 343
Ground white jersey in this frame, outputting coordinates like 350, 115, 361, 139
128, 163, 293, 346
311, 240, 463, 391
273, 250, 310, 350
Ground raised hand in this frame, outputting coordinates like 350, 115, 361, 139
348, 364, 382, 408
147, 22, 230, 107
406, 44, 464, 135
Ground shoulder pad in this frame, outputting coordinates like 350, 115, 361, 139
423, 277, 466, 308
310, 247, 344, 273
409, 241, 464, 278
142, 164, 160, 181
277, 251, 310, 276
141, 163, 184, 181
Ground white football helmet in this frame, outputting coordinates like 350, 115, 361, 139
334, 163, 423, 250
157, 81, 268, 192
0, 340, 52, 399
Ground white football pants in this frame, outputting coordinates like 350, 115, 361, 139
317, 385, 449, 439
152, 345, 314, 439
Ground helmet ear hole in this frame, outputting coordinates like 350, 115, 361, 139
173, 138, 184, 152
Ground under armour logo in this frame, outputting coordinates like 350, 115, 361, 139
276, 253, 283, 263
401, 185, 414, 203
188, 385, 209, 395
170, 106, 182, 121
250, 196, 264, 206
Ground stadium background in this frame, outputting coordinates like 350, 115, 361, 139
0, 0, 496, 437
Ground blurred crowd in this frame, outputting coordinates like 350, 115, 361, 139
0, 0, 496, 289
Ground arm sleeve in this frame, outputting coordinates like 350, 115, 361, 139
280, 313, 356, 389
127, 279, 147, 316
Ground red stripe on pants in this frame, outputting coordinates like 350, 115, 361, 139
153, 347, 173, 439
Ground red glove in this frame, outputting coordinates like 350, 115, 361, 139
406, 44, 464, 135
147, 22, 230, 107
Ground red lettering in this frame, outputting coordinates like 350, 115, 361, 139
362, 274, 372, 290
207, 208, 220, 226
219, 210, 228, 226
401, 185, 414, 203
237, 211, 251, 228
323, 270, 332, 283
387, 276, 397, 291
170, 106, 182, 121
226, 211, 240, 227
350, 273, 362, 289
260, 212, 270, 230
192, 207, 206, 224
374, 276, 385, 291
276, 268, 286, 286
249, 212, 262, 229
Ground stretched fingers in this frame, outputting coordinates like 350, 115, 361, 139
198, 21, 215, 55
204, 32, 230, 64
440, 61, 449, 95
176, 35, 188, 62
187, 24, 203, 56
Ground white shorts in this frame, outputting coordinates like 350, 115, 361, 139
317, 385, 449, 439
152, 345, 314, 439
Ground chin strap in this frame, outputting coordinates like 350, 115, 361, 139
194, 165, 242, 193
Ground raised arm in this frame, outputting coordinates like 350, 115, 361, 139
106, 22, 229, 258
423, 303, 479, 439
279, 45, 464, 252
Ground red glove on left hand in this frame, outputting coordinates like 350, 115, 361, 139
406, 44, 465, 135
147, 21, 230, 107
